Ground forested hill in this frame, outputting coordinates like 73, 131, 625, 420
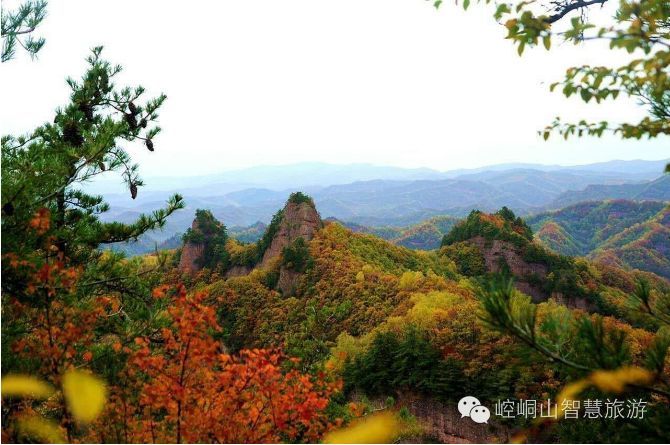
528, 200, 670, 279
161, 194, 670, 442
322, 215, 460, 250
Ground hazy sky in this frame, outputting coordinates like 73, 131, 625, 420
1, 0, 667, 177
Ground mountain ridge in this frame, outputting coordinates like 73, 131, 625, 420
105, 161, 669, 257
528, 200, 670, 279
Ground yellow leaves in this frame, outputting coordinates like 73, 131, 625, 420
1, 372, 104, 441
323, 411, 401, 444
590, 367, 653, 394
3, 371, 108, 435
62, 369, 107, 423
16, 416, 66, 443
505, 18, 518, 30
398, 271, 423, 291
2, 375, 55, 399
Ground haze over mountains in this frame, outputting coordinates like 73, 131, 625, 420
102, 159, 670, 254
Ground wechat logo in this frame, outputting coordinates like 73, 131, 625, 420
458, 396, 491, 424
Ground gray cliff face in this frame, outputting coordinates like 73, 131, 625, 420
260, 201, 322, 268
259, 200, 322, 295
469, 236, 594, 309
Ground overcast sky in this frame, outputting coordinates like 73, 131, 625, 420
1, 0, 667, 177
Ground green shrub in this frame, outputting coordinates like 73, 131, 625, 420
440, 242, 486, 276
287, 191, 314, 205
282, 237, 311, 272
256, 208, 285, 261
441, 208, 533, 247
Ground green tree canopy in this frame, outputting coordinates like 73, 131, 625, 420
182, 209, 230, 270
1, 0, 47, 62
2, 46, 184, 300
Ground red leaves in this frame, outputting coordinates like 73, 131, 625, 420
29, 208, 51, 235
12, 298, 105, 382
151, 284, 170, 299
119, 286, 339, 443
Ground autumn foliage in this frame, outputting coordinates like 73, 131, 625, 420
89, 286, 339, 444
3, 206, 339, 443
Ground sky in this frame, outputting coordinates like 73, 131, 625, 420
1, 0, 668, 178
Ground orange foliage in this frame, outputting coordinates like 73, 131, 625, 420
479, 213, 505, 229
11, 294, 106, 381
90, 286, 340, 443
29, 208, 51, 235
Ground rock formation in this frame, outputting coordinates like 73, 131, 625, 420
178, 194, 323, 294
259, 199, 322, 268
259, 196, 322, 295
178, 219, 205, 274
469, 236, 548, 301
224, 264, 253, 278
398, 391, 511, 443
469, 236, 594, 309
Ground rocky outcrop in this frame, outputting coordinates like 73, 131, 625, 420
224, 265, 253, 278
249, 198, 323, 295
398, 392, 511, 444
354, 391, 510, 443
178, 196, 322, 292
259, 200, 322, 268
468, 235, 594, 309
277, 267, 302, 295
468, 236, 548, 301
178, 220, 204, 274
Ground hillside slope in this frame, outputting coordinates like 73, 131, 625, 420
327, 216, 459, 250
528, 200, 670, 279
592, 206, 670, 279
162, 193, 670, 443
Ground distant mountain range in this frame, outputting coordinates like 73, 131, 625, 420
548, 175, 670, 208
93, 159, 668, 197
105, 159, 669, 255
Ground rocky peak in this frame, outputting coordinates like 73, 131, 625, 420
441, 208, 596, 309
259, 192, 322, 268
178, 209, 228, 275
178, 218, 205, 274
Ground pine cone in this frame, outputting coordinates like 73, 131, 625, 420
125, 113, 137, 130
145, 139, 154, 151
78, 101, 94, 121
128, 102, 137, 115
130, 183, 138, 199
63, 121, 84, 147
140, 118, 147, 128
